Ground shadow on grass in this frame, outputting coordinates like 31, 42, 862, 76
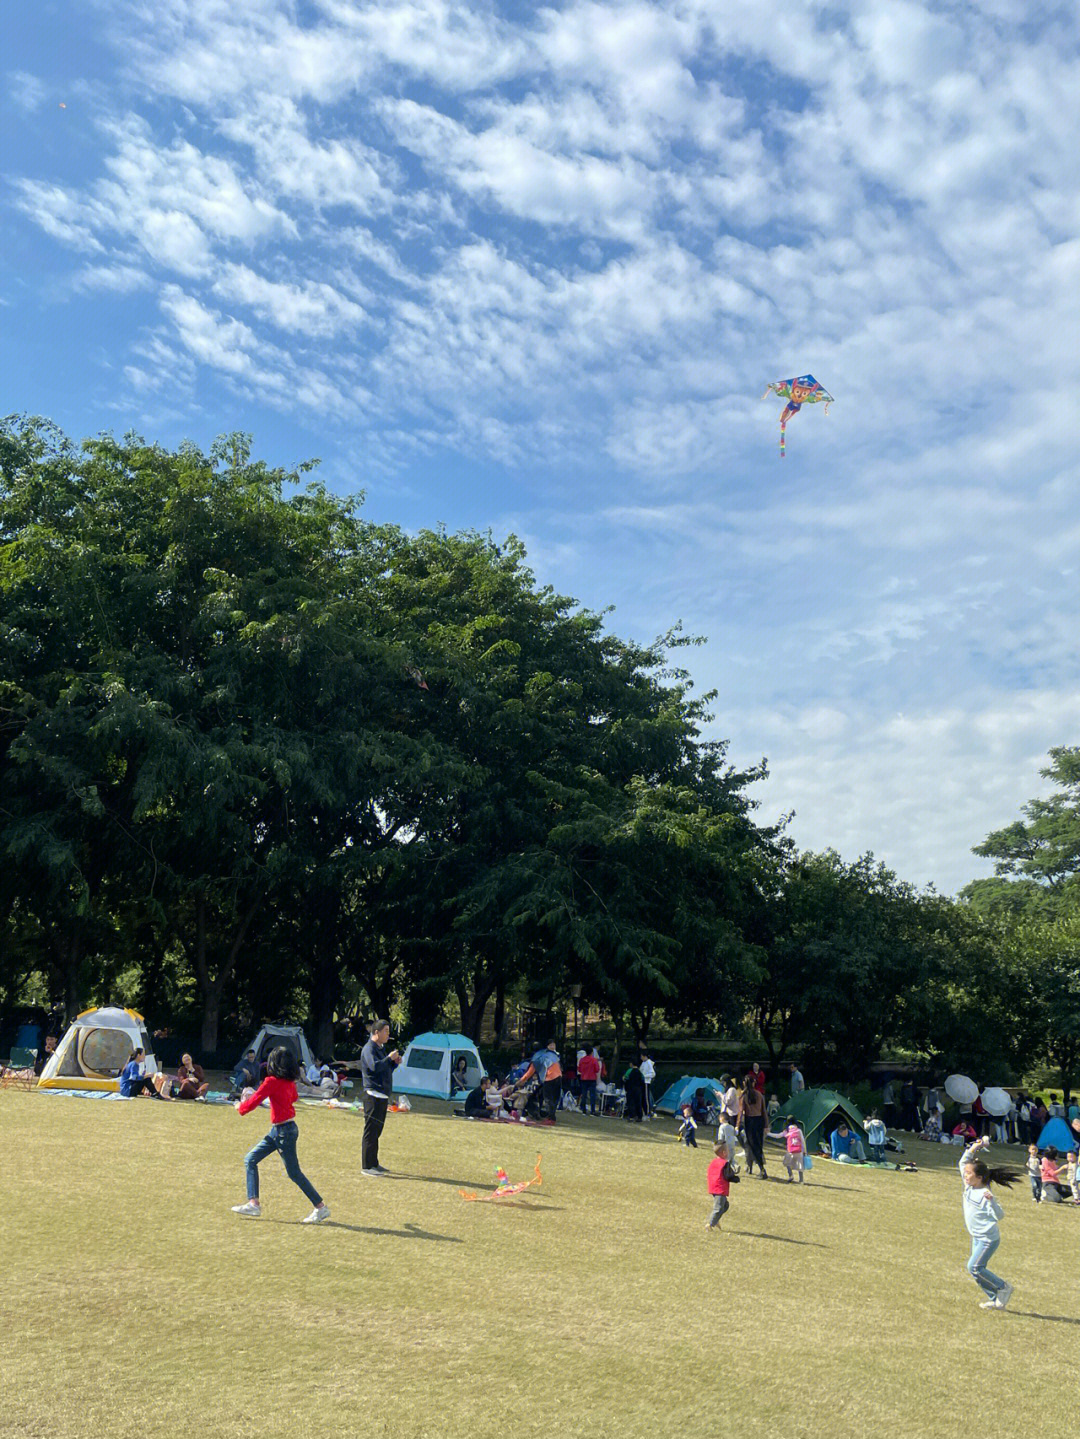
1012, 1310, 1080, 1326
725, 1230, 826, 1248
326, 1220, 464, 1242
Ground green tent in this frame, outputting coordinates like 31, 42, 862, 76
767, 1087, 868, 1154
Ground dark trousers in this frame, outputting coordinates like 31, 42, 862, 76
362, 1092, 389, 1169
682, 1130, 698, 1148
124, 1076, 157, 1098
580, 1079, 598, 1114
744, 1115, 766, 1172
542, 1077, 560, 1121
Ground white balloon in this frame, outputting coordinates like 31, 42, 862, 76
944, 1073, 979, 1104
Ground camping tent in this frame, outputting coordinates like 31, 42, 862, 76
38, 1007, 157, 1091
393, 1032, 485, 1100
238, 1025, 316, 1076
767, 1087, 868, 1153
1036, 1116, 1078, 1153
653, 1075, 727, 1115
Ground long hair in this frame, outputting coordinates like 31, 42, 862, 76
267, 1046, 299, 1081
968, 1157, 1021, 1189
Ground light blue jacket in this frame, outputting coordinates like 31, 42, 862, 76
959, 1146, 1003, 1240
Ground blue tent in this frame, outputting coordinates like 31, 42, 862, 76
654, 1074, 727, 1115
1036, 1117, 1078, 1153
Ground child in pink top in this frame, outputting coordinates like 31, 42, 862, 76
782, 1123, 807, 1184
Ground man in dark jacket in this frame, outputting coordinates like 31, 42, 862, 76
360, 1020, 401, 1175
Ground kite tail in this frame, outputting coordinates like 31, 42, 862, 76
779, 429, 786, 457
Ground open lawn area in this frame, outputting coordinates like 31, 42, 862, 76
3, 1093, 1078, 1439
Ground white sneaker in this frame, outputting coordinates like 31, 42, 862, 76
302, 1203, 330, 1224
995, 1283, 1014, 1310
231, 1200, 261, 1217
979, 1298, 1000, 1308
361, 1168, 382, 1177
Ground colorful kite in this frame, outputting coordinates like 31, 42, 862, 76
762, 375, 833, 456
460, 1154, 543, 1202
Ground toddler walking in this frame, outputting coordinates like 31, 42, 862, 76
706, 1142, 733, 1230
232, 1046, 330, 1224
782, 1122, 807, 1183
677, 1103, 699, 1148
1026, 1144, 1042, 1203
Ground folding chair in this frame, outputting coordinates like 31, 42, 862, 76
0, 1046, 38, 1091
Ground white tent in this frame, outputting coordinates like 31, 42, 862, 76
237, 1024, 316, 1077
38, 1007, 158, 1091
393, 1032, 485, 1100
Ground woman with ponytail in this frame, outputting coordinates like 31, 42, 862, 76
959, 1136, 1019, 1310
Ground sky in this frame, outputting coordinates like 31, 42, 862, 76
3, 0, 1079, 894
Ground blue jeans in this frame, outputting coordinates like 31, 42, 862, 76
580, 1079, 598, 1114
245, 1121, 321, 1205
967, 1236, 1006, 1299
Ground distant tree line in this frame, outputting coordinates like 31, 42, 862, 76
2, 418, 1077, 1085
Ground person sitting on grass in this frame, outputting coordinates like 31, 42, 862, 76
921, 1109, 943, 1142
118, 1048, 163, 1100
463, 1075, 494, 1119
952, 1120, 977, 1145
1039, 1148, 1069, 1203
231, 1050, 259, 1096
830, 1121, 866, 1164
176, 1053, 209, 1100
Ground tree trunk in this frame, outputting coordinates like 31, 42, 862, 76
493, 979, 506, 1044
48, 926, 83, 1024
309, 953, 341, 1062
610, 1009, 623, 1083
454, 977, 496, 1043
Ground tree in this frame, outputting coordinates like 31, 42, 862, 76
973, 747, 1080, 896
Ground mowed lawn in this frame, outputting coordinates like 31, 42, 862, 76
3, 1093, 1078, 1439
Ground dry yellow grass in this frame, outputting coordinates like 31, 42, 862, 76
2, 1091, 1077, 1439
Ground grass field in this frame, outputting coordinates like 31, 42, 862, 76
3, 1092, 1078, 1439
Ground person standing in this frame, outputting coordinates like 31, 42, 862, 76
360, 1020, 401, 1176
882, 1076, 897, 1130
640, 1052, 656, 1117
789, 1062, 805, 1098
622, 1062, 646, 1122
738, 1076, 769, 1179
577, 1049, 600, 1115
958, 1137, 1017, 1309
750, 1062, 767, 1095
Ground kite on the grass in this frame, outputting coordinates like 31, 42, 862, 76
460, 1154, 543, 1201
762, 374, 833, 456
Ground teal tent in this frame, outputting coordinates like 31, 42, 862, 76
654, 1075, 726, 1115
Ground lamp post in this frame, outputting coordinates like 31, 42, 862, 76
570, 982, 582, 1049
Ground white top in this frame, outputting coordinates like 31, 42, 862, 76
640, 1058, 656, 1082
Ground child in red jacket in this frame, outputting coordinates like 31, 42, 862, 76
706, 1141, 733, 1230
232, 1046, 329, 1224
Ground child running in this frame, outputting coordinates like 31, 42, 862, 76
959, 1136, 1018, 1310
705, 1141, 732, 1230
232, 1046, 330, 1224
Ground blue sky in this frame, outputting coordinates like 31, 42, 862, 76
4, 0, 1079, 892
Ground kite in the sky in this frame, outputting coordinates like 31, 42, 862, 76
762, 375, 833, 456
460, 1154, 543, 1201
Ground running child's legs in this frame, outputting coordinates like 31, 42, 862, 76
245, 1121, 322, 1206
966, 1237, 1006, 1299
1029, 1173, 1042, 1201
708, 1195, 729, 1227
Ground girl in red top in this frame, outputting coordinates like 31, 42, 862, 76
706, 1141, 733, 1230
232, 1047, 329, 1223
